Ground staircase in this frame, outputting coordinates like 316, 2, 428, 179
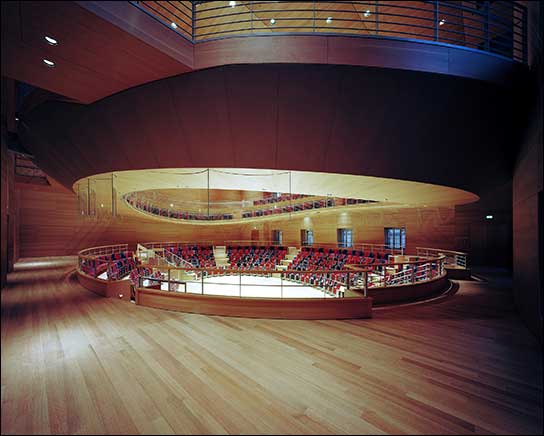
277, 247, 300, 270
154, 249, 197, 281
214, 246, 230, 268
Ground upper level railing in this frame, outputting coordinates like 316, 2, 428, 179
131, 1, 528, 63
123, 191, 378, 223
416, 246, 468, 269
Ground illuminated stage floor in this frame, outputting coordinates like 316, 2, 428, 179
149, 274, 338, 298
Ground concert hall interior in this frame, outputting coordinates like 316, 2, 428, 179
1, 1, 542, 435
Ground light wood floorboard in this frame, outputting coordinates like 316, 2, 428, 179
1, 259, 542, 435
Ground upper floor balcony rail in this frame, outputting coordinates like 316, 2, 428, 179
132, 1, 528, 63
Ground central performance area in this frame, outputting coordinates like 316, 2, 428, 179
147, 274, 339, 299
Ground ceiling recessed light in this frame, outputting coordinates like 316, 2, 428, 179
270, 18, 276, 25
44, 35, 58, 46
43, 59, 55, 67
170, 22, 178, 29
364, 10, 371, 18
326, 17, 333, 24
439, 19, 446, 26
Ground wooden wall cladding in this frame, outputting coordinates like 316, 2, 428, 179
194, 36, 521, 85
21, 64, 517, 198
368, 275, 449, 305
76, 271, 132, 300
237, 206, 461, 254
1, 128, 13, 287
136, 288, 373, 320
16, 185, 243, 257
1, 1, 193, 104
16, 183, 470, 258
512, 0, 543, 340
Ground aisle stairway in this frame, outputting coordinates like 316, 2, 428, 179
152, 250, 197, 281
214, 246, 230, 268
277, 247, 300, 271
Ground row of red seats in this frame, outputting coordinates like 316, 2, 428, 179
129, 266, 153, 285
80, 251, 134, 278
108, 257, 137, 280
126, 196, 234, 221
165, 245, 216, 268
253, 193, 307, 205
227, 246, 287, 269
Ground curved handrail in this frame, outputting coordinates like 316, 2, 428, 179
416, 246, 468, 269
131, 1, 528, 64
124, 191, 378, 223
136, 254, 447, 298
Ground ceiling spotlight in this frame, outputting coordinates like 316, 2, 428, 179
486, 214, 493, 220
15, 117, 19, 121
439, 18, 446, 26
43, 59, 55, 67
229, 0, 236, 7
44, 35, 58, 46
170, 22, 178, 29
364, 10, 371, 18
326, 17, 333, 24
270, 18, 276, 25
170, 203, 174, 207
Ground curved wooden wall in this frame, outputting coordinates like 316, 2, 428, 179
76, 270, 131, 300
368, 275, 449, 305
194, 36, 523, 85
22, 64, 515, 197
135, 288, 373, 320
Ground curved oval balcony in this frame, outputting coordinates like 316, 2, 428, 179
123, 189, 380, 223
135, 0, 528, 64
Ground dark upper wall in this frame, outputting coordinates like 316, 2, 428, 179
512, 1, 543, 340
19, 63, 517, 198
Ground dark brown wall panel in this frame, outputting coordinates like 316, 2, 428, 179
21, 64, 516, 198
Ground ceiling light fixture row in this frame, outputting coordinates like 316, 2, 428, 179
43, 35, 58, 68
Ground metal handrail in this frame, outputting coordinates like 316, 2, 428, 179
136, 254, 446, 298
416, 246, 468, 269
124, 192, 380, 223
130, 1, 527, 63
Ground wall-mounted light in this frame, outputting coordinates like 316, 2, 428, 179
170, 22, 178, 29
326, 17, 333, 24
270, 18, 276, 25
364, 10, 371, 18
439, 18, 446, 26
229, 1, 236, 7
43, 59, 55, 67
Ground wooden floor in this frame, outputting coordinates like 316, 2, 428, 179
1, 258, 542, 435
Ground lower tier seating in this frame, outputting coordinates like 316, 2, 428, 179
227, 246, 287, 270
